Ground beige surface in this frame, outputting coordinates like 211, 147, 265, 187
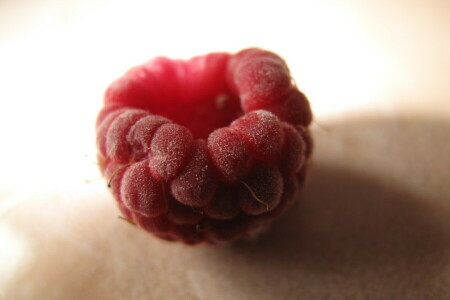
1, 0, 449, 299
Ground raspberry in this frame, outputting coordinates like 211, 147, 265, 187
207, 127, 253, 182
121, 160, 167, 218
96, 48, 313, 244
170, 140, 218, 207
230, 110, 283, 161
203, 184, 241, 220
149, 123, 194, 181
239, 162, 283, 215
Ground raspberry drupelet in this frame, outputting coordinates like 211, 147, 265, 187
96, 48, 313, 244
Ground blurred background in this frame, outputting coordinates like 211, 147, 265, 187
0, 0, 449, 299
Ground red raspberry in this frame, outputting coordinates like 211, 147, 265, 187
96, 48, 313, 244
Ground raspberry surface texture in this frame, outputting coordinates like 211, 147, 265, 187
96, 48, 313, 244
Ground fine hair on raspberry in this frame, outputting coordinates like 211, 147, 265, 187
96, 48, 313, 244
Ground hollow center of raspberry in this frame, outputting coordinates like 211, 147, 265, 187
157, 92, 243, 139
187, 96, 242, 138
106, 56, 245, 138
